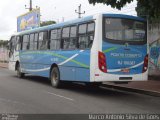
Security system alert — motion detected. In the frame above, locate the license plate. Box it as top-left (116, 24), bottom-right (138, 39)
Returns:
top-left (121, 68), bottom-right (130, 73)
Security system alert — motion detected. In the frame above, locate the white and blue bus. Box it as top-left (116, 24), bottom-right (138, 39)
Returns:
top-left (9, 13), bottom-right (148, 88)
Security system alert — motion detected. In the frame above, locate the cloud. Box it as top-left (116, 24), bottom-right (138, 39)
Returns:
top-left (0, 0), bottom-right (26, 40)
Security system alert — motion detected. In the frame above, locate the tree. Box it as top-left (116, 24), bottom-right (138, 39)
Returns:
top-left (88, 0), bottom-right (134, 10)
top-left (136, 0), bottom-right (160, 22)
top-left (0, 40), bottom-right (8, 48)
top-left (88, 0), bottom-right (160, 21)
top-left (40, 20), bottom-right (56, 27)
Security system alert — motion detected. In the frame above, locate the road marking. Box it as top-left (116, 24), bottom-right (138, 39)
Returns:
top-left (45, 91), bottom-right (74, 101)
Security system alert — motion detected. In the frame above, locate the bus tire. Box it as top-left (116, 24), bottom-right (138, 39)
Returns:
top-left (17, 64), bottom-right (24, 78)
top-left (50, 67), bottom-right (62, 88)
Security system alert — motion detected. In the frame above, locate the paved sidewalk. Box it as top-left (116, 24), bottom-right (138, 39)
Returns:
top-left (106, 80), bottom-right (160, 92)
top-left (104, 79), bottom-right (160, 97)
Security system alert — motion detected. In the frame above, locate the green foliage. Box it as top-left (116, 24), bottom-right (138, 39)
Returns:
top-left (0, 40), bottom-right (8, 48)
top-left (88, 0), bottom-right (134, 10)
top-left (40, 20), bottom-right (56, 27)
top-left (136, 0), bottom-right (160, 22)
top-left (88, 0), bottom-right (160, 21)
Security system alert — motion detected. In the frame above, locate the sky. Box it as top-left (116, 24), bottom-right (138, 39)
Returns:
top-left (0, 0), bottom-right (137, 40)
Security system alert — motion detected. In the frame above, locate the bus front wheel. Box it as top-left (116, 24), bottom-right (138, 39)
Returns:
top-left (17, 64), bottom-right (24, 78)
top-left (50, 67), bottom-right (62, 88)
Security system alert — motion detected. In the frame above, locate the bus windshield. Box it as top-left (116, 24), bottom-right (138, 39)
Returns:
top-left (104, 18), bottom-right (146, 43)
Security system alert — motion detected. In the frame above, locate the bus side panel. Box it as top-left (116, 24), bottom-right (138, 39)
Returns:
top-left (19, 49), bottom-right (91, 81)
top-left (21, 62), bottom-right (50, 77)
top-left (56, 50), bottom-right (79, 81)
top-left (20, 50), bottom-right (52, 78)
top-left (59, 66), bottom-right (76, 81)
top-left (56, 50), bottom-right (90, 82)
top-left (75, 50), bottom-right (90, 82)
top-left (76, 68), bottom-right (90, 82)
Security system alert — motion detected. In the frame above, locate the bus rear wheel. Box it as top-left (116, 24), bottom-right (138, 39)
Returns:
top-left (17, 64), bottom-right (24, 78)
top-left (50, 67), bottom-right (62, 88)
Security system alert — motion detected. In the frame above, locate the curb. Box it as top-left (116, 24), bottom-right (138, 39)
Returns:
top-left (101, 84), bottom-right (160, 97)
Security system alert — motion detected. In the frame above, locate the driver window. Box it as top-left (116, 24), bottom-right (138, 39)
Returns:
top-left (15, 36), bottom-right (21, 51)
top-left (10, 36), bottom-right (16, 51)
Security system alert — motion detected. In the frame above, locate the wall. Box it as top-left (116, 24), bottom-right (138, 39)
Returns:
top-left (0, 46), bottom-right (8, 62)
top-left (148, 23), bottom-right (160, 76)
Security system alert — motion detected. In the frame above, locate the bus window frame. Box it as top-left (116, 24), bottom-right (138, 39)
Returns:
top-left (34, 32), bottom-right (39, 50)
top-left (38, 30), bottom-right (49, 50)
top-left (9, 36), bottom-right (16, 57)
top-left (22, 34), bottom-right (30, 50)
top-left (50, 28), bottom-right (62, 50)
top-left (68, 25), bottom-right (78, 50)
top-left (10, 36), bottom-right (16, 49)
top-left (61, 25), bottom-right (79, 50)
top-left (62, 26), bottom-right (71, 50)
top-left (29, 33), bottom-right (35, 51)
top-left (15, 36), bottom-right (22, 51)
top-left (77, 21), bottom-right (95, 50)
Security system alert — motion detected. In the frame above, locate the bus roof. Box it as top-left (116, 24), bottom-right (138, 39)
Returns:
top-left (15, 13), bottom-right (146, 36)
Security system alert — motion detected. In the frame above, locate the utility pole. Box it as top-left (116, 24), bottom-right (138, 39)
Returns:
top-left (75, 4), bottom-right (85, 18)
top-left (25, 0), bottom-right (33, 11)
top-left (29, 0), bottom-right (32, 11)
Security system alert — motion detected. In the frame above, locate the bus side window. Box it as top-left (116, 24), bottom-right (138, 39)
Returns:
top-left (62, 27), bottom-right (70, 49)
top-left (87, 22), bottom-right (95, 48)
top-left (50, 29), bottom-right (61, 50)
top-left (29, 34), bottom-right (34, 50)
top-left (15, 36), bottom-right (21, 51)
top-left (11, 36), bottom-right (16, 50)
top-left (22, 35), bottom-right (29, 50)
top-left (69, 26), bottom-right (77, 49)
top-left (78, 24), bottom-right (87, 49)
top-left (34, 33), bottom-right (38, 50)
top-left (38, 31), bottom-right (48, 50)
top-left (9, 36), bottom-right (16, 57)
top-left (78, 22), bottom-right (95, 49)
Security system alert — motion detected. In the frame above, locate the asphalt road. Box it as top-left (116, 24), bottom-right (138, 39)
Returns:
top-left (0, 68), bottom-right (160, 114)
